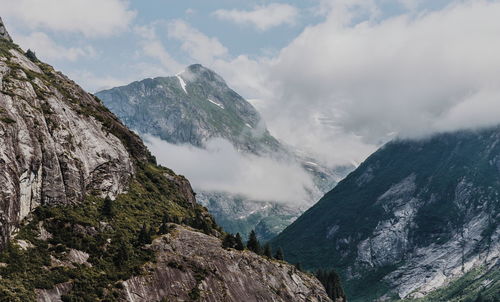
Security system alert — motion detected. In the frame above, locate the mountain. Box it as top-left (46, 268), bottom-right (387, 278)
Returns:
top-left (271, 128), bottom-right (500, 301)
top-left (0, 21), bottom-right (332, 301)
top-left (96, 64), bottom-right (281, 155)
top-left (96, 65), bottom-right (349, 241)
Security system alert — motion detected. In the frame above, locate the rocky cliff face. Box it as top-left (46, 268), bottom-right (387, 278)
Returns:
top-left (0, 21), bottom-right (332, 302)
top-left (0, 34), bottom-right (140, 249)
top-left (96, 65), bottom-right (351, 241)
top-left (122, 225), bottom-right (331, 302)
top-left (272, 129), bottom-right (500, 301)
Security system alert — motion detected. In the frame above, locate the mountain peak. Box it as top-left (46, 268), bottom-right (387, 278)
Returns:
top-left (181, 63), bottom-right (227, 85)
top-left (0, 17), bottom-right (13, 42)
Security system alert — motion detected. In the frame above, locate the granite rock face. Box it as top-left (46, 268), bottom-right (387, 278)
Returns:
top-left (123, 225), bottom-right (332, 302)
top-left (36, 282), bottom-right (72, 302)
top-left (0, 38), bottom-right (137, 247)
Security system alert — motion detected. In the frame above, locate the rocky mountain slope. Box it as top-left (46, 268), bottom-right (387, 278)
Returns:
top-left (0, 20), bottom-right (332, 301)
top-left (96, 64), bottom-right (281, 155)
top-left (271, 128), bottom-right (500, 301)
top-left (0, 30), bottom-right (138, 249)
top-left (122, 225), bottom-right (331, 302)
top-left (96, 65), bottom-right (349, 241)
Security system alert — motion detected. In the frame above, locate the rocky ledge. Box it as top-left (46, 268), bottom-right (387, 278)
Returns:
top-left (122, 225), bottom-right (332, 302)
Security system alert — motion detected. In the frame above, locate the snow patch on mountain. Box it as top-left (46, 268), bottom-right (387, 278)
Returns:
top-left (207, 98), bottom-right (224, 109)
top-left (176, 74), bottom-right (187, 94)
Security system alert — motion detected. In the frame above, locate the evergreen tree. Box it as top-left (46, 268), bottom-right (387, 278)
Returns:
top-left (234, 233), bottom-right (244, 251)
top-left (25, 49), bottom-right (38, 62)
top-left (148, 225), bottom-right (156, 239)
top-left (295, 262), bottom-right (302, 271)
top-left (102, 196), bottom-right (115, 217)
top-left (274, 247), bottom-right (284, 260)
top-left (113, 240), bottom-right (130, 267)
top-left (162, 213), bottom-right (171, 223)
top-left (158, 222), bottom-right (169, 235)
top-left (137, 223), bottom-right (152, 245)
top-left (315, 269), bottom-right (346, 301)
top-left (263, 243), bottom-right (272, 258)
top-left (246, 230), bottom-right (261, 254)
top-left (222, 233), bottom-right (236, 249)
top-left (474, 293), bottom-right (484, 302)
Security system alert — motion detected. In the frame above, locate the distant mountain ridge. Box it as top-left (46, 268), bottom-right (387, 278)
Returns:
top-left (271, 128), bottom-right (500, 301)
top-left (96, 65), bottom-right (351, 241)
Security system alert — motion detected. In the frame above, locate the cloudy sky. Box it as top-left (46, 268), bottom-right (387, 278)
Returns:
top-left (2, 0), bottom-right (500, 169)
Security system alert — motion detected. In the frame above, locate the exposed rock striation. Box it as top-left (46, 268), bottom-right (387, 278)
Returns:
top-left (272, 129), bottom-right (500, 301)
top-left (123, 225), bottom-right (332, 302)
top-left (36, 282), bottom-right (72, 302)
top-left (0, 38), bottom-right (139, 247)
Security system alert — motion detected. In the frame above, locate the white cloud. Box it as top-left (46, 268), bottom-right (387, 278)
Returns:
top-left (258, 0), bottom-right (500, 149)
top-left (168, 20), bottom-right (228, 64)
top-left (142, 40), bottom-right (183, 73)
top-left (199, 0), bottom-right (500, 167)
top-left (133, 24), bottom-right (183, 74)
top-left (434, 89), bottom-right (500, 133)
top-left (2, 0), bottom-right (136, 37)
top-left (212, 55), bottom-right (275, 100)
top-left (69, 70), bottom-right (130, 93)
top-left (213, 3), bottom-right (299, 31)
top-left (14, 32), bottom-right (96, 61)
top-left (314, 0), bottom-right (380, 22)
top-left (145, 136), bottom-right (316, 204)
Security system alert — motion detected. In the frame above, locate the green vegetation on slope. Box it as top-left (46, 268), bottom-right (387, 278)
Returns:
top-left (0, 162), bottom-right (220, 301)
top-left (0, 39), bottom-right (220, 301)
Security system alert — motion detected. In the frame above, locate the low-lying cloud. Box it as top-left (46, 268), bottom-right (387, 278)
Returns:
top-left (267, 1), bottom-right (500, 141)
top-left (144, 135), bottom-right (316, 204)
top-left (208, 1), bottom-right (500, 166)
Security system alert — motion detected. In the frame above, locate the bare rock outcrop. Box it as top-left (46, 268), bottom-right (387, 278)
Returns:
top-left (123, 225), bottom-right (332, 302)
top-left (0, 39), bottom-right (145, 248)
top-left (36, 282), bottom-right (72, 302)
